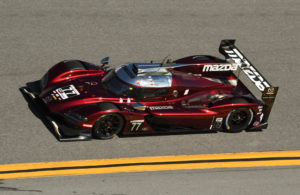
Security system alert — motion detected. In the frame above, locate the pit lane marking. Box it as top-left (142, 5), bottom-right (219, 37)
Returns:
top-left (1, 150), bottom-right (300, 179)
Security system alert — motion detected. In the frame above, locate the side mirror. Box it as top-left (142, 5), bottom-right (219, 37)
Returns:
top-left (100, 56), bottom-right (109, 66)
top-left (132, 102), bottom-right (147, 111)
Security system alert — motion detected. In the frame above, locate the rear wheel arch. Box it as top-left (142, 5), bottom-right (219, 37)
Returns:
top-left (230, 97), bottom-right (254, 104)
top-left (211, 96), bottom-right (253, 107)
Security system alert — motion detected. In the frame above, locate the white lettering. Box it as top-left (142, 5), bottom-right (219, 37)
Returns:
top-left (203, 64), bottom-right (237, 72)
top-left (184, 89), bottom-right (189, 95)
top-left (224, 49), bottom-right (271, 91)
top-left (149, 106), bottom-right (174, 110)
top-left (266, 87), bottom-right (275, 95)
top-left (257, 106), bottom-right (264, 122)
top-left (130, 120), bottom-right (144, 131)
top-left (56, 85), bottom-right (80, 100)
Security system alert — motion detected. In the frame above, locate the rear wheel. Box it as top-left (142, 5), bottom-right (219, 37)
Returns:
top-left (93, 113), bottom-right (124, 139)
top-left (224, 98), bottom-right (253, 132)
top-left (224, 107), bottom-right (253, 132)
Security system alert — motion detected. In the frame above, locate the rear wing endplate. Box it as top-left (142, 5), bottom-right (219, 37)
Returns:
top-left (219, 40), bottom-right (279, 123)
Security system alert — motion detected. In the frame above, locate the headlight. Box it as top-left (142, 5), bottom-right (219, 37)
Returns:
top-left (65, 112), bottom-right (88, 122)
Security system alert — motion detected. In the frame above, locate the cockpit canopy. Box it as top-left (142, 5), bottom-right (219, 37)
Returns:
top-left (115, 63), bottom-right (172, 88)
top-left (102, 63), bottom-right (172, 100)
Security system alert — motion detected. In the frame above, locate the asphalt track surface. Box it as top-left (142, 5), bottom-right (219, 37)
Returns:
top-left (0, 0), bottom-right (300, 194)
top-left (1, 167), bottom-right (300, 195)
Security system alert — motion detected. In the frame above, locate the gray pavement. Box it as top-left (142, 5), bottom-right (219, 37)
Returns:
top-left (1, 167), bottom-right (300, 195)
top-left (0, 0), bottom-right (300, 193)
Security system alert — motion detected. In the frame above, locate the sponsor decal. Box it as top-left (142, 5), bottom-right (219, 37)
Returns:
top-left (149, 106), bottom-right (174, 110)
top-left (203, 64), bottom-right (237, 72)
top-left (266, 87), bottom-right (275, 95)
top-left (216, 117), bottom-right (223, 123)
top-left (257, 105), bottom-right (264, 122)
top-left (129, 120), bottom-right (144, 131)
top-left (214, 117), bottom-right (223, 128)
top-left (55, 85), bottom-right (80, 100)
top-left (253, 121), bottom-right (260, 127)
top-left (224, 48), bottom-right (270, 92)
top-left (184, 89), bottom-right (189, 96)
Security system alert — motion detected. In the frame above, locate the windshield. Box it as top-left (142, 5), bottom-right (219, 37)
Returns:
top-left (102, 71), bottom-right (169, 100)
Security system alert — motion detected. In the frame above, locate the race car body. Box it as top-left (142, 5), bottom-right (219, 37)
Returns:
top-left (22, 40), bottom-right (278, 141)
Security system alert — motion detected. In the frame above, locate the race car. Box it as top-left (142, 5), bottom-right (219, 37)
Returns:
top-left (22, 40), bottom-right (278, 141)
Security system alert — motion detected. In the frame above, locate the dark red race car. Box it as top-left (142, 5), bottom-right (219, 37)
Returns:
top-left (22, 40), bottom-right (278, 141)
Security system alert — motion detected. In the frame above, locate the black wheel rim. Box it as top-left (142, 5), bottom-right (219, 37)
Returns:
top-left (94, 114), bottom-right (123, 138)
top-left (230, 110), bottom-right (249, 128)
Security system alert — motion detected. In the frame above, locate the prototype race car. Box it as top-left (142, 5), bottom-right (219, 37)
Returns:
top-left (22, 40), bottom-right (278, 141)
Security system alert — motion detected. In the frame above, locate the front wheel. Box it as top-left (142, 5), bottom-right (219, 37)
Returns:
top-left (224, 108), bottom-right (254, 133)
top-left (93, 113), bottom-right (124, 139)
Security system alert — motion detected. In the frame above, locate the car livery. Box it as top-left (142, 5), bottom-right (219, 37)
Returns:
top-left (22, 40), bottom-right (278, 141)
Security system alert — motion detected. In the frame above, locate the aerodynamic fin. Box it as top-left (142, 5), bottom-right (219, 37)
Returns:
top-left (261, 86), bottom-right (279, 123)
top-left (219, 39), bottom-right (279, 124)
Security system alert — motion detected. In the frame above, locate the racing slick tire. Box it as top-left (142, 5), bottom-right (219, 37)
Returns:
top-left (224, 98), bottom-right (254, 133)
top-left (92, 113), bottom-right (124, 140)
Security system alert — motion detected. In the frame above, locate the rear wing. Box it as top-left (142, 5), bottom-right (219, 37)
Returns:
top-left (219, 40), bottom-right (279, 123)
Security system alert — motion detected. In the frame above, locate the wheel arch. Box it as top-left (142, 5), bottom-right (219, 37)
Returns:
top-left (98, 102), bottom-right (120, 111)
top-left (42, 60), bottom-right (89, 89)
